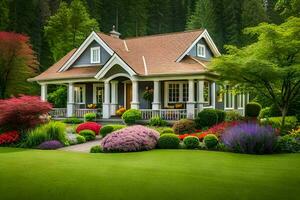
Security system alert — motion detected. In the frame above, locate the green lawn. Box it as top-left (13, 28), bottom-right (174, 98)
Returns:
top-left (1, 148), bottom-right (300, 200)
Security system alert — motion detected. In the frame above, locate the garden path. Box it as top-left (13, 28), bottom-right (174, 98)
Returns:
top-left (60, 136), bottom-right (102, 153)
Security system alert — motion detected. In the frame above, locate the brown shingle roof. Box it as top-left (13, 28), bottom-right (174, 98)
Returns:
top-left (30, 29), bottom-right (209, 81)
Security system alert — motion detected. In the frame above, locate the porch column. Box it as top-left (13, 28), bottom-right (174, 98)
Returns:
top-left (186, 79), bottom-right (196, 119)
top-left (197, 80), bottom-right (204, 112)
top-left (131, 80), bottom-right (140, 109)
top-left (110, 81), bottom-right (118, 115)
top-left (67, 82), bottom-right (75, 117)
top-left (152, 80), bottom-right (161, 110)
top-left (211, 82), bottom-right (216, 109)
top-left (40, 83), bottom-right (48, 101)
top-left (103, 81), bottom-right (111, 119)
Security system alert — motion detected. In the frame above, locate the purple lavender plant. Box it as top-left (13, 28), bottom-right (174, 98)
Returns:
top-left (221, 122), bottom-right (277, 154)
top-left (38, 140), bottom-right (64, 150)
top-left (101, 125), bottom-right (160, 152)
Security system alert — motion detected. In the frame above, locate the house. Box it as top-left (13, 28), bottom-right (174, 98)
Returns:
top-left (29, 27), bottom-right (248, 121)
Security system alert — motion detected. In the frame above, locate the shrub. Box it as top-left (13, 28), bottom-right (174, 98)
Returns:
top-left (121, 109), bottom-right (141, 125)
top-left (0, 96), bottom-right (52, 130)
top-left (203, 134), bottom-right (219, 149)
top-left (215, 109), bottom-right (226, 123)
top-left (172, 119), bottom-right (196, 134)
top-left (158, 134), bottom-right (180, 149)
top-left (62, 117), bottom-right (83, 124)
top-left (245, 102), bottom-right (262, 118)
top-left (161, 128), bottom-right (174, 134)
top-left (260, 116), bottom-right (298, 134)
top-left (84, 112), bottom-right (97, 122)
top-left (277, 128), bottom-right (300, 152)
top-left (225, 111), bottom-right (243, 122)
top-left (26, 127), bottom-right (49, 147)
top-left (0, 131), bottom-right (20, 145)
top-left (66, 134), bottom-right (78, 145)
top-left (116, 107), bottom-right (126, 116)
top-left (149, 116), bottom-right (167, 127)
top-left (100, 126), bottom-right (114, 137)
top-left (259, 107), bottom-right (272, 119)
top-left (196, 109), bottom-right (218, 129)
top-left (38, 140), bottom-right (63, 150)
top-left (79, 130), bottom-right (96, 141)
top-left (76, 122), bottom-right (101, 135)
top-left (76, 135), bottom-right (86, 144)
top-left (100, 124), bottom-right (126, 137)
top-left (183, 136), bottom-right (199, 149)
top-left (101, 125), bottom-right (159, 152)
top-left (222, 123), bottom-right (277, 154)
top-left (90, 145), bottom-right (102, 153)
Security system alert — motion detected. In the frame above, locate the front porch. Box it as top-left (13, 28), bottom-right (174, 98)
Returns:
top-left (42, 74), bottom-right (247, 121)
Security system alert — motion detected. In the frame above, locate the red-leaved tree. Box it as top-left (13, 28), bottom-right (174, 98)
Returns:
top-left (0, 32), bottom-right (39, 98)
top-left (0, 96), bottom-right (52, 130)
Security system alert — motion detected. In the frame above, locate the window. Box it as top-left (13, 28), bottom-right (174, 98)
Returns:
top-left (74, 85), bottom-right (86, 104)
top-left (93, 84), bottom-right (104, 105)
top-left (203, 81), bottom-right (210, 103)
top-left (90, 47), bottom-right (100, 63)
top-left (197, 43), bottom-right (206, 58)
top-left (237, 94), bottom-right (244, 108)
top-left (165, 81), bottom-right (189, 105)
top-left (225, 85), bottom-right (234, 109)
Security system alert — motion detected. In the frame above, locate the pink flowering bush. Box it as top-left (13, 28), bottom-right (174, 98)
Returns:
top-left (101, 125), bottom-right (160, 152)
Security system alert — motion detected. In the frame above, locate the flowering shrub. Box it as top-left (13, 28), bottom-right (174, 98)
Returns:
top-left (0, 96), bottom-right (52, 130)
top-left (116, 107), bottom-right (126, 116)
top-left (38, 140), bottom-right (64, 150)
top-left (172, 119), bottom-right (196, 134)
top-left (0, 131), bottom-right (20, 145)
top-left (202, 121), bottom-right (240, 138)
top-left (222, 123), bottom-right (277, 154)
top-left (277, 127), bottom-right (300, 152)
top-left (101, 125), bottom-right (159, 152)
top-left (76, 122), bottom-right (101, 135)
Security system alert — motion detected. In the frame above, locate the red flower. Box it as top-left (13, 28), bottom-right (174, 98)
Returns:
top-left (0, 131), bottom-right (20, 145)
top-left (202, 121), bottom-right (240, 138)
top-left (76, 122), bottom-right (102, 135)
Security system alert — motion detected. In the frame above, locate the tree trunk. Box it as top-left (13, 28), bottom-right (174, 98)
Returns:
top-left (281, 106), bottom-right (287, 130)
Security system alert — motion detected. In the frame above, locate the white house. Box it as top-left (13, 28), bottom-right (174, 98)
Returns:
top-left (29, 27), bottom-right (248, 121)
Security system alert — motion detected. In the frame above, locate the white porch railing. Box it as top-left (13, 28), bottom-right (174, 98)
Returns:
top-left (74, 109), bottom-right (99, 118)
top-left (49, 108), bottom-right (67, 118)
top-left (140, 109), bottom-right (187, 121)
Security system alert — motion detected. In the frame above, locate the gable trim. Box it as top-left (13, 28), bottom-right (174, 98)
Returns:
top-left (176, 29), bottom-right (221, 62)
top-left (58, 31), bottom-right (114, 72)
top-left (94, 53), bottom-right (137, 79)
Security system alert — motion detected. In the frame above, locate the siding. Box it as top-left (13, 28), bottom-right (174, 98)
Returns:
top-left (187, 38), bottom-right (213, 61)
top-left (72, 41), bottom-right (111, 67)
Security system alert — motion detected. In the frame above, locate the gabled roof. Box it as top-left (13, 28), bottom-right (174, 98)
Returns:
top-left (30, 29), bottom-right (220, 82)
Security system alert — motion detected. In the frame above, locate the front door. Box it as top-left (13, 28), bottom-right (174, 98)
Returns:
top-left (126, 83), bottom-right (132, 109)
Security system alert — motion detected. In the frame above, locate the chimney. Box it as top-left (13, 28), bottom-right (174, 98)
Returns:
top-left (110, 25), bottom-right (121, 38)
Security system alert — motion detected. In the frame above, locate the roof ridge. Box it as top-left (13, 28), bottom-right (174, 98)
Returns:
top-left (97, 29), bottom-right (204, 41)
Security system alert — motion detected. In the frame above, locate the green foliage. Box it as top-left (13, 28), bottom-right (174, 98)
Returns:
top-left (90, 145), bottom-right (102, 153)
top-left (215, 109), bottom-right (226, 123)
top-left (76, 135), bottom-right (86, 144)
top-left (245, 102), bottom-right (262, 118)
top-left (122, 109), bottom-right (141, 125)
top-left (47, 86), bottom-right (67, 108)
top-left (204, 134), bottom-right (218, 149)
top-left (62, 117), bottom-right (83, 124)
top-left (277, 129), bottom-right (300, 152)
top-left (172, 119), bottom-right (196, 134)
top-left (211, 17), bottom-right (300, 127)
top-left (149, 126), bottom-right (174, 135)
top-left (196, 109), bottom-right (218, 129)
top-left (259, 107), bottom-right (272, 119)
top-left (44, 0), bottom-right (99, 61)
top-left (100, 126), bottom-right (114, 137)
top-left (25, 121), bottom-right (66, 147)
top-left (158, 134), bottom-right (180, 149)
top-left (0, 0), bottom-right (9, 30)
top-left (261, 116), bottom-right (298, 133)
top-left (84, 112), bottom-right (97, 122)
top-left (225, 110), bottom-right (243, 121)
top-left (79, 130), bottom-right (95, 141)
top-left (276, 0), bottom-right (300, 18)
top-left (183, 136), bottom-right (200, 149)
top-left (149, 116), bottom-right (167, 127)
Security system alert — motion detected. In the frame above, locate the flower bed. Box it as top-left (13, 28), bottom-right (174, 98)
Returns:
top-left (0, 131), bottom-right (20, 145)
top-left (76, 122), bottom-right (101, 135)
top-left (202, 121), bottom-right (240, 138)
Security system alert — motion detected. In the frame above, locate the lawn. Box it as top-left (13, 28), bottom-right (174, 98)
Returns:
top-left (0, 148), bottom-right (300, 200)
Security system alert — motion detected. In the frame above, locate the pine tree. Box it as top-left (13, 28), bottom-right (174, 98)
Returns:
top-left (44, 0), bottom-right (99, 61)
top-left (264, 0), bottom-right (283, 24)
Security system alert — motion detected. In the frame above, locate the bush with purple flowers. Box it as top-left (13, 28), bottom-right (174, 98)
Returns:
top-left (101, 125), bottom-right (160, 152)
top-left (38, 140), bottom-right (64, 150)
top-left (221, 123), bottom-right (277, 154)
